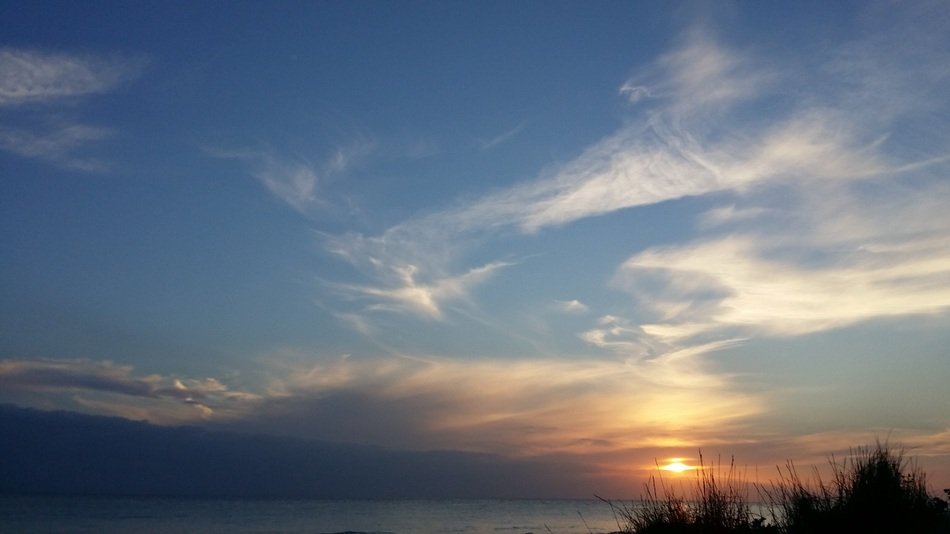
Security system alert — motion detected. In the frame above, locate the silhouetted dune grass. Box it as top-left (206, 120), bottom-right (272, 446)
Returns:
top-left (761, 443), bottom-right (949, 534)
top-left (601, 443), bottom-right (949, 534)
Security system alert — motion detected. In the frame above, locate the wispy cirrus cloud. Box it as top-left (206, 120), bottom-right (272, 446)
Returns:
top-left (0, 123), bottom-right (114, 171)
top-left (327, 19), bottom-right (948, 341)
top-left (478, 122), bottom-right (526, 151)
top-left (206, 147), bottom-right (322, 213)
top-left (0, 48), bottom-right (143, 106)
top-left (451, 92), bottom-right (888, 236)
top-left (322, 33), bottom-right (894, 332)
top-left (254, 157), bottom-right (321, 213)
top-left (0, 48), bottom-right (144, 171)
top-left (332, 261), bottom-right (511, 321)
top-left (208, 139), bottom-right (375, 214)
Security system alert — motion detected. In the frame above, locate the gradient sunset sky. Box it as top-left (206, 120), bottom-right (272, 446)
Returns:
top-left (2, 1), bottom-right (949, 496)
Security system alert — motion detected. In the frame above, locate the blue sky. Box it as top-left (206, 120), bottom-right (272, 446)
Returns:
top-left (2, 1), bottom-right (950, 496)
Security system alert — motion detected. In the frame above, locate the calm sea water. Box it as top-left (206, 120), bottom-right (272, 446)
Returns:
top-left (0, 496), bottom-right (628, 533)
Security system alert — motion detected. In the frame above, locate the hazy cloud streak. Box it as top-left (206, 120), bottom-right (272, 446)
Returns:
top-left (208, 139), bottom-right (375, 214)
top-left (331, 261), bottom-right (512, 320)
top-left (478, 122), bottom-right (525, 151)
top-left (0, 48), bottom-right (143, 170)
top-left (0, 48), bottom-right (143, 106)
top-left (0, 123), bottom-right (114, 171)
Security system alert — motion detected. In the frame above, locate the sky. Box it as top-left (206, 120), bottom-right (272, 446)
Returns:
top-left (2, 1), bottom-right (950, 497)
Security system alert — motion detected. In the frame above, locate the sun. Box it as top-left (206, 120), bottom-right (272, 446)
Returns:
top-left (660, 459), bottom-right (695, 473)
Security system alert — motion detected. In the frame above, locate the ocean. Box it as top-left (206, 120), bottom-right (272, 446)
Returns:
top-left (0, 496), bottom-right (627, 533)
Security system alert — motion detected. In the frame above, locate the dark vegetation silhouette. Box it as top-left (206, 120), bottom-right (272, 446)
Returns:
top-left (761, 443), bottom-right (949, 534)
top-left (603, 443), bottom-right (949, 534)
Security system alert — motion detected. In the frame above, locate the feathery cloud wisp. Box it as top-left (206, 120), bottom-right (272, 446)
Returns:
top-left (478, 122), bottom-right (526, 151)
top-left (254, 158), bottom-right (320, 213)
top-left (0, 48), bottom-right (143, 106)
top-left (208, 139), bottom-right (375, 214)
top-left (0, 123), bottom-right (114, 171)
top-left (323, 34), bottom-right (903, 325)
top-left (333, 261), bottom-right (512, 321)
top-left (0, 48), bottom-right (143, 171)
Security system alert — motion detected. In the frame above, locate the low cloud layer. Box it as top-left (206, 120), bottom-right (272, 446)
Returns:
top-left (0, 359), bottom-right (258, 422)
top-left (3, 353), bottom-right (947, 492)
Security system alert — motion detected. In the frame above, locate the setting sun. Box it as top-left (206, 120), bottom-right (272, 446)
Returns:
top-left (660, 460), bottom-right (695, 473)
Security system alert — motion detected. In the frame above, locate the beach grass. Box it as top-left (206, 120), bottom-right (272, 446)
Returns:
top-left (760, 442), bottom-right (948, 534)
top-left (601, 443), bottom-right (949, 534)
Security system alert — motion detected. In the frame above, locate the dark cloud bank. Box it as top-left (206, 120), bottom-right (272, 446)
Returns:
top-left (0, 405), bottom-right (589, 499)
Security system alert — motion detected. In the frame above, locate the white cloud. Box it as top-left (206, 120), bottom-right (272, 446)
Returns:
top-left (0, 48), bottom-right (143, 171)
top-left (478, 122), bottom-right (525, 151)
top-left (618, 82), bottom-right (651, 104)
top-left (0, 48), bottom-right (143, 106)
top-left (698, 205), bottom-right (768, 229)
top-left (209, 139), bottom-right (374, 214)
top-left (334, 261), bottom-right (511, 321)
top-left (253, 157), bottom-right (320, 213)
top-left (615, 181), bottom-right (950, 345)
top-left (580, 315), bottom-right (658, 356)
top-left (205, 147), bottom-right (321, 213)
top-left (332, 33), bottom-right (893, 251)
top-left (0, 123), bottom-right (114, 171)
top-left (555, 299), bottom-right (589, 314)
top-left (657, 28), bottom-right (769, 109)
top-left (470, 103), bottom-right (890, 235)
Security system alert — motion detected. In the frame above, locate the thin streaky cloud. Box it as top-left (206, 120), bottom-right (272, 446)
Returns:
top-left (0, 48), bottom-right (143, 171)
top-left (698, 205), bottom-right (768, 229)
top-left (208, 140), bottom-right (375, 214)
top-left (206, 146), bottom-right (320, 213)
top-left (0, 123), bottom-right (114, 171)
top-left (0, 48), bottom-right (144, 106)
top-left (332, 261), bottom-right (512, 321)
top-left (478, 122), bottom-right (526, 151)
top-left (254, 158), bottom-right (320, 214)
